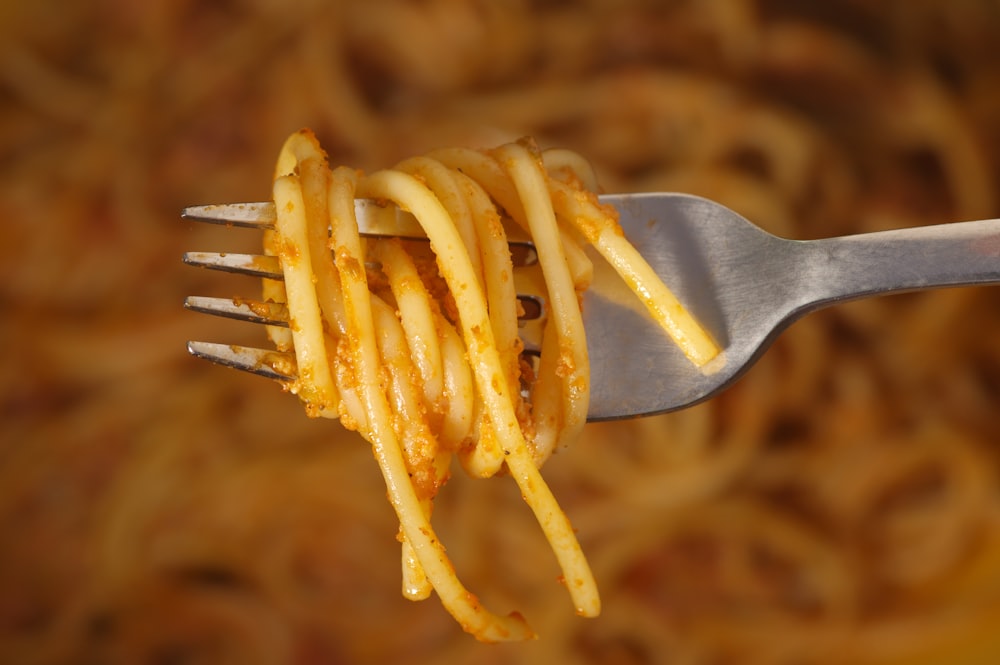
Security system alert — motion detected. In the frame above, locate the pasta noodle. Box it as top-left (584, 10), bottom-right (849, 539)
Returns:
top-left (264, 129), bottom-right (716, 639)
top-left (4, 1), bottom-right (1000, 663)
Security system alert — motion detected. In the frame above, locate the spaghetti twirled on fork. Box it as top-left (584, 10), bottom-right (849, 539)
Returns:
top-left (261, 129), bottom-right (716, 640)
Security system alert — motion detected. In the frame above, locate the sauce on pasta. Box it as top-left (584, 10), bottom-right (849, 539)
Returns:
top-left (263, 129), bottom-right (716, 639)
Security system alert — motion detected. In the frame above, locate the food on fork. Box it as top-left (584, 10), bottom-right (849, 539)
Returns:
top-left (252, 129), bottom-right (716, 640)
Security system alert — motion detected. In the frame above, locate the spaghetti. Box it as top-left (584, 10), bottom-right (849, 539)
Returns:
top-left (263, 129), bottom-right (716, 639)
top-left (4, 2), bottom-right (1000, 663)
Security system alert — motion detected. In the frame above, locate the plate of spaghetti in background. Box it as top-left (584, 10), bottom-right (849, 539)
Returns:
top-left (2, 1), bottom-right (1000, 664)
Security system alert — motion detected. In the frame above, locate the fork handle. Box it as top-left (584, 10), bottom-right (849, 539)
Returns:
top-left (800, 218), bottom-right (1000, 307)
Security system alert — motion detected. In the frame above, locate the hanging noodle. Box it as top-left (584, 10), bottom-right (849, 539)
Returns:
top-left (263, 129), bottom-right (716, 639)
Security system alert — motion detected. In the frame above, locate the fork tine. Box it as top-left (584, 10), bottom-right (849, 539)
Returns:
top-left (182, 200), bottom-right (537, 259)
top-left (186, 340), bottom-right (296, 381)
top-left (185, 291), bottom-right (542, 325)
top-left (183, 248), bottom-right (544, 311)
top-left (182, 252), bottom-right (283, 279)
top-left (182, 200), bottom-right (427, 240)
top-left (182, 202), bottom-right (275, 228)
top-left (184, 296), bottom-right (289, 327)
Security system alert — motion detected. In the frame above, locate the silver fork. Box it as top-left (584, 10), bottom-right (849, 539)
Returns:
top-left (183, 193), bottom-right (1000, 420)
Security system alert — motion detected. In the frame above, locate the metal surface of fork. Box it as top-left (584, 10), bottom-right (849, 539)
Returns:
top-left (184, 193), bottom-right (1000, 420)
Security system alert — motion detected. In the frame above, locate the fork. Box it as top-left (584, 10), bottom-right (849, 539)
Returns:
top-left (183, 193), bottom-right (1000, 420)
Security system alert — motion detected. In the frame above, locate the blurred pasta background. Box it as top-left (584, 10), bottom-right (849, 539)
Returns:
top-left (3, 1), bottom-right (1000, 663)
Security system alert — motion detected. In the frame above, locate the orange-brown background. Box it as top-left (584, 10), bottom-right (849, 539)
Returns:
top-left (2, 1), bottom-right (1000, 663)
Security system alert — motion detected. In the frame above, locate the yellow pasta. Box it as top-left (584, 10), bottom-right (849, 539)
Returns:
top-left (266, 129), bottom-right (715, 639)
